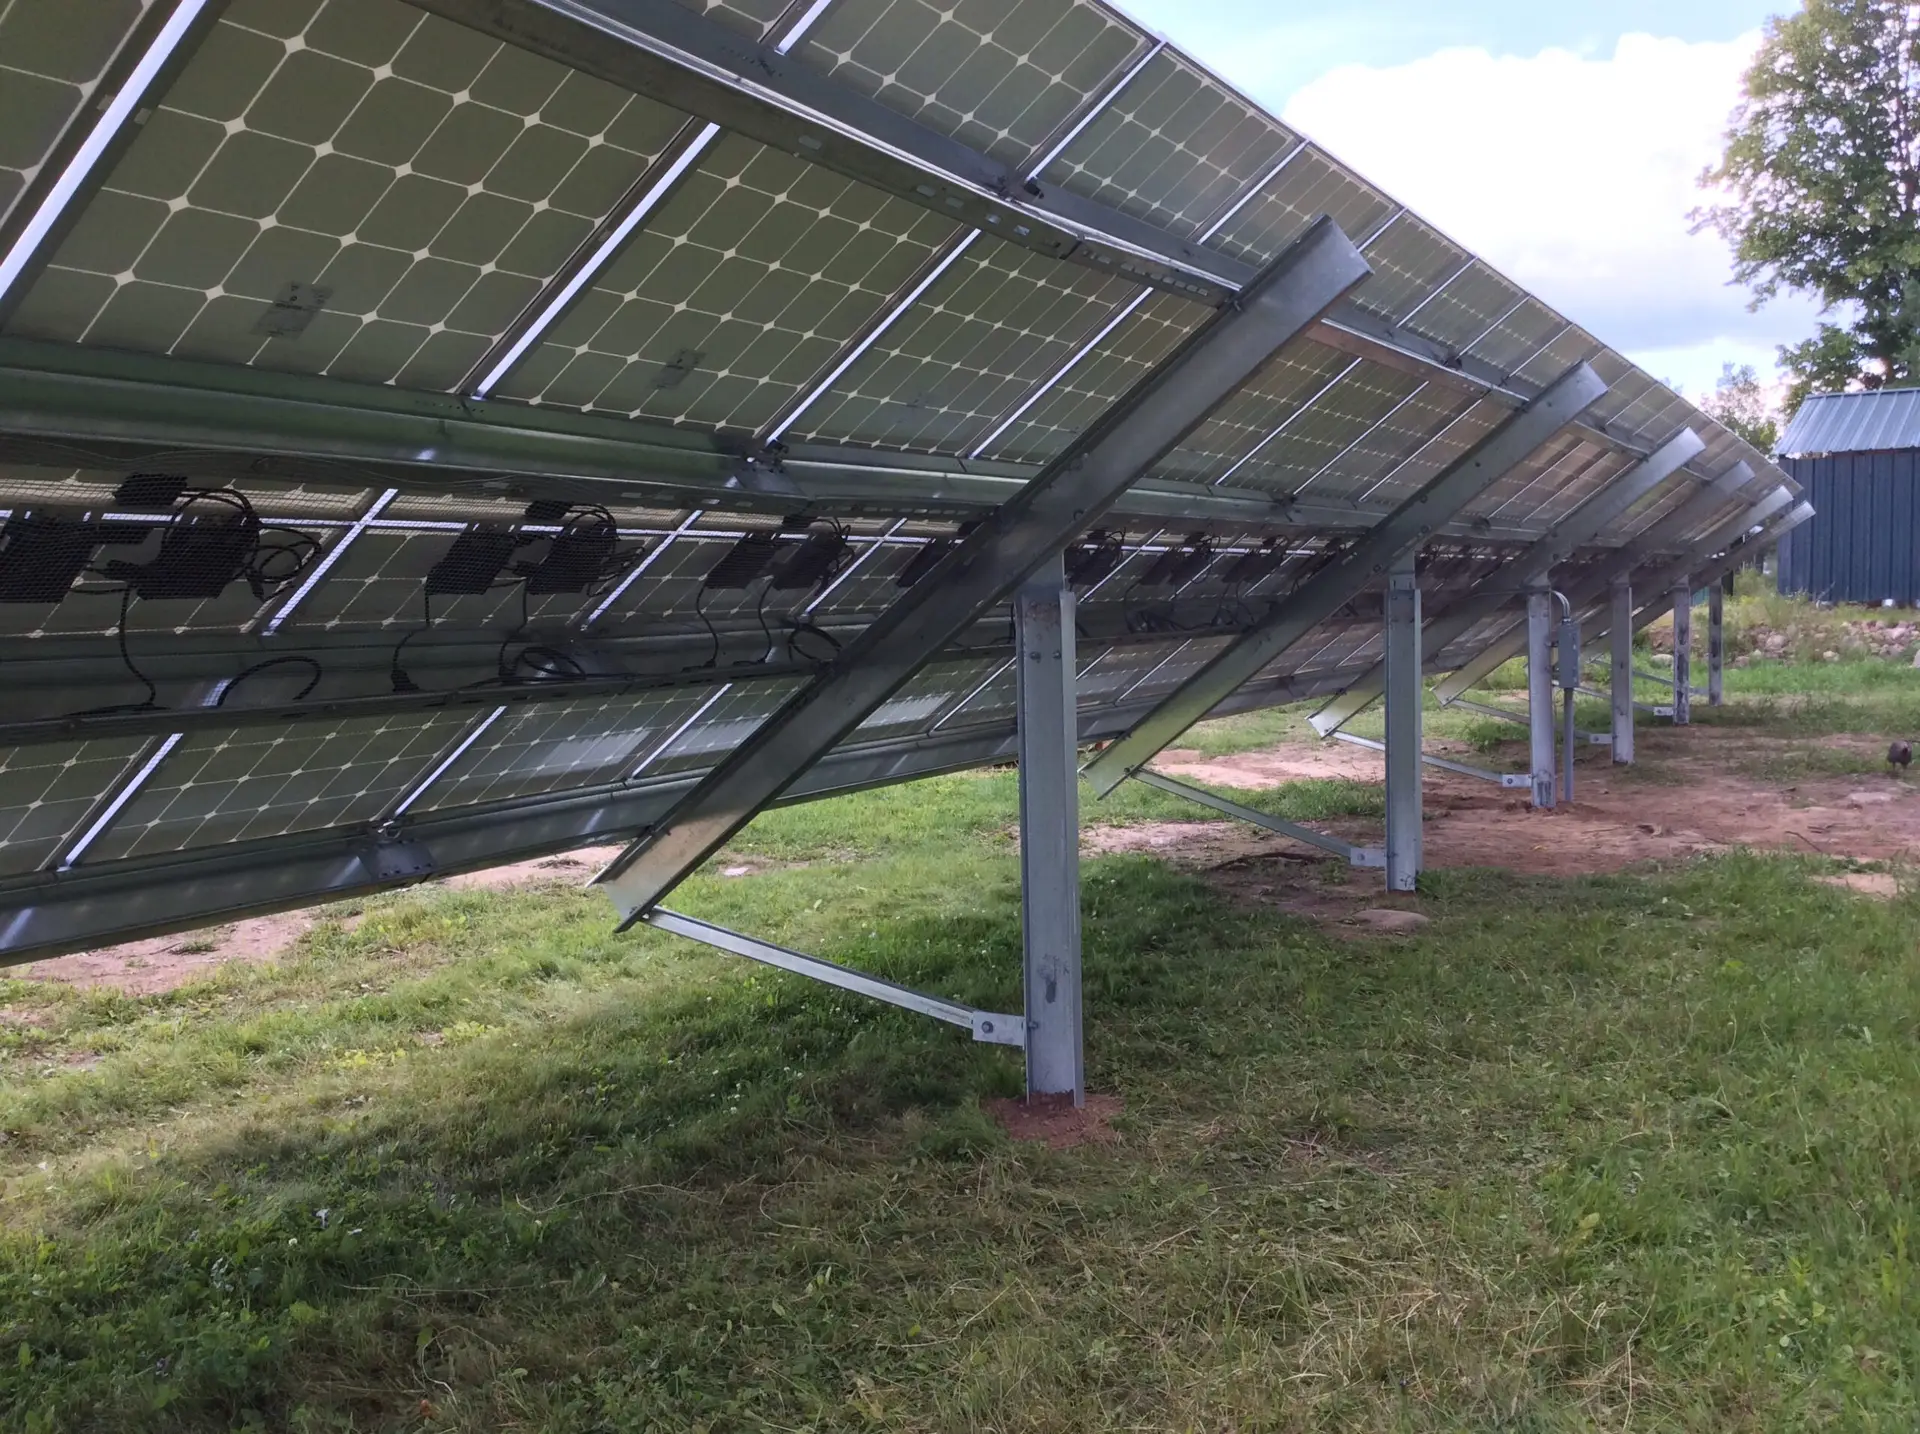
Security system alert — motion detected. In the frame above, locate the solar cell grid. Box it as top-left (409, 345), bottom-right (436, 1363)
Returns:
top-left (5, 0), bottom-right (691, 389)
top-left (1150, 340), bottom-right (1353, 486)
top-left (784, 234), bottom-right (1141, 454)
top-left (1222, 363), bottom-right (1430, 500)
top-left (1040, 49), bottom-right (1296, 237)
top-left (975, 287), bottom-right (1205, 464)
top-left (496, 132), bottom-right (959, 434)
top-left (0, 734), bottom-right (150, 875)
top-left (797, 0), bottom-right (1146, 169)
top-left (1401, 262), bottom-right (1525, 355)
top-left (1209, 146), bottom-right (1397, 272)
top-left (0, 0), bottom-right (160, 235)
top-left (1351, 215), bottom-right (1472, 328)
top-left (73, 709), bottom-right (469, 863)
top-left (411, 686), bottom-right (723, 811)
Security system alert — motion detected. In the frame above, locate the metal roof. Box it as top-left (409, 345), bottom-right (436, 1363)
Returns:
top-left (0, 0), bottom-right (1802, 962)
top-left (1780, 388), bottom-right (1920, 457)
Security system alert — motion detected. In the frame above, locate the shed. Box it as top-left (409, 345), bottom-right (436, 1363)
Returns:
top-left (1776, 389), bottom-right (1920, 605)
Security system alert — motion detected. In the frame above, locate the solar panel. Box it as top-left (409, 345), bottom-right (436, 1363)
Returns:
top-left (0, 0), bottom-right (161, 235)
top-left (0, 0), bottom-right (1805, 964)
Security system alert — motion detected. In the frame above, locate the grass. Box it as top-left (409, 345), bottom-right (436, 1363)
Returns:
top-left (5, 617), bottom-right (1920, 1430)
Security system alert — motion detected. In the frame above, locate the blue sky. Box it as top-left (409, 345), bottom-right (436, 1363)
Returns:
top-left (1120, 0), bottom-right (1784, 104)
top-left (1115, 1), bottom-right (1816, 399)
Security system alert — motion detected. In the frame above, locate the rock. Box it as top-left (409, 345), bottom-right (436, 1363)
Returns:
top-left (1823, 650), bottom-right (1841, 662)
top-left (1653, 653), bottom-right (1674, 667)
top-left (1847, 791), bottom-right (1895, 808)
top-left (1911, 648), bottom-right (1920, 668)
top-left (1764, 633), bottom-right (1789, 652)
top-left (1349, 908), bottom-right (1430, 934)
top-left (1735, 655), bottom-right (1751, 668)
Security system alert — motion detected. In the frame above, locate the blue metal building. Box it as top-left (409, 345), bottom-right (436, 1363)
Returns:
top-left (1777, 389), bottom-right (1920, 604)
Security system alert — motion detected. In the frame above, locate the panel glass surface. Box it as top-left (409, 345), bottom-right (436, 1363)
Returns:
top-left (797, 0), bottom-right (1145, 168)
top-left (635, 676), bottom-right (805, 778)
top-left (0, 735), bottom-right (147, 876)
top-left (1216, 363), bottom-right (1429, 500)
top-left (787, 235), bottom-right (1142, 454)
top-left (7, 0), bottom-right (688, 390)
top-left (414, 686), bottom-right (723, 811)
top-left (498, 133), bottom-right (959, 434)
top-left (77, 710), bottom-right (469, 863)
top-left (976, 289), bottom-right (1205, 464)
top-left (1148, 339), bottom-right (1353, 487)
top-left (1209, 146), bottom-right (1396, 270)
top-left (1291, 383), bottom-right (1475, 506)
top-left (1351, 215), bottom-right (1470, 327)
top-left (1041, 50), bottom-right (1295, 237)
top-left (1402, 262), bottom-right (1524, 354)
top-left (0, 0), bottom-right (157, 233)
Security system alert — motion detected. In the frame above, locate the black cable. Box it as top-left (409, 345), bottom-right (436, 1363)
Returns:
top-left (215, 655), bottom-right (322, 707)
top-left (390, 588), bottom-right (433, 693)
top-left (694, 584), bottom-right (721, 669)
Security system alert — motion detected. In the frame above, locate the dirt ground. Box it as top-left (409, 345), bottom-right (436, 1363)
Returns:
top-left (14, 724), bottom-right (1915, 995)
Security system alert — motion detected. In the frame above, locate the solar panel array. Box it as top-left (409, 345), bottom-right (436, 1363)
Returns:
top-left (0, 0), bottom-right (1797, 959)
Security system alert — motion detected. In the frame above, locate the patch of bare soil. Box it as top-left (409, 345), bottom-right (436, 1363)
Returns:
top-left (15, 912), bottom-right (324, 996)
top-left (985, 1092), bottom-right (1123, 1150)
top-left (1817, 872), bottom-right (1901, 899)
top-left (1157, 743), bottom-right (1384, 787)
top-left (1160, 726), bottom-right (1920, 878)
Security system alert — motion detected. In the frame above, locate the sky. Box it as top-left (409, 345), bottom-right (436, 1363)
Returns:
top-left (1115, 0), bottom-right (1826, 400)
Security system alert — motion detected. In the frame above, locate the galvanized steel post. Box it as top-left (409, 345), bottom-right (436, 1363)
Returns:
top-left (1527, 583), bottom-right (1557, 808)
top-left (1610, 576), bottom-right (1635, 763)
top-left (1671, 580), bottom-right (1693, 726)
top-left (1015, 553), bottom-right (1084, 1104)
top-left (1707, 583), bottom-right (1724, 706)
top-left (1383, 550), bottom-right (1423, 890)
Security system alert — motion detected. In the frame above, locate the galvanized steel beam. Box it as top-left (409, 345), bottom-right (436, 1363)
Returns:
top-left (1306, 427), bottom-right (1705, 735)
top-left (1080, 361), bottom-right (1608, 796)
top-left (592, 218), bottom-right (1371, 921)
top-left (1383, 549), bottom-right (1423, 889)
top-left (1014, 555), bottom-right (1084, 1101)
top-left (0, 659), bottom-right (1386, 964)
top-left (1430, 461), bottom-right (1763, 705)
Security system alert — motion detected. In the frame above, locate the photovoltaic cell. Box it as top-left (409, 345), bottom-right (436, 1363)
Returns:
top-left (6, 0), bottom-right (688, 389)
top-left (0, 735), bottom-right (148, 875)
top-left (786, 235), bottom-right (1142, 454)
top-left (412, 686), bottom-right (724, 811)
top-left (1295, 385), bottom-right (1477, 502)
top-left (1463, 297), bottom-right (1566, 377)
top-left (1218, 363), bottom-right (1429, 500)
top-left (1352, 215), bottom-right (1470, 327)
top-left (1040, 50), bottom-right (1296, 237)
top-left (797, 0), bottom-right (1145, 168)
top-left (639, 676), bottom-right (805, 777)
top-left (1149, 340), bottom-right (1354, 486)
top-left (496, 133), bottom-right (959, 434)
top-left (0, 0), bottom-right (157, 234)
top-left (1209, 146), bottom-right (1396, 271)
top-left (976, 289), bottom-right (1206, 464)
top-left (75, 710), bottom-right (470, 863)
top-left (1402, 262), bottom-right (1524, 355)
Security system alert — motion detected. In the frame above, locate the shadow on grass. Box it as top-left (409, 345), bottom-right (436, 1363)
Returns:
top-left (5, 853), bottom-right (1920, 1431)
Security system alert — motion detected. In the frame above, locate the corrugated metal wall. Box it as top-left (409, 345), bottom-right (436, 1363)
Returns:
top-left (1778, 451), bottom-right (1920, 604)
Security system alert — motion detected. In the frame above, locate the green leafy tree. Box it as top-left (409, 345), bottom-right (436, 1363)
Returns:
top-left (1701, 362), bottom-right (1782, 452)
top-left (1695, 0), bottom-right (1920, 409)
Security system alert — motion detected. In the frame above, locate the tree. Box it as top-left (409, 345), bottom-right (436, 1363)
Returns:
top-left (1700, 362), bottom-right (1782, 453)
top-left (1695, 0), bottom-right (1920, 408)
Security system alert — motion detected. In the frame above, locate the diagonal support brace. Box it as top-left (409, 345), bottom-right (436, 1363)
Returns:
top-left (1081, 360), bottom-right (1609, 797)
top-left (595, 216), bottom-right (1371, 922)
top-left (1307, 427), bottom-right (1705, 736)
top-left (1130, 768), bottom-right (1385, 867)
top-left (641, 908), bottom-right (1025, 1046)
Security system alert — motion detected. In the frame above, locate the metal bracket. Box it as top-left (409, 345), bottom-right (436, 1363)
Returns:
top-left (641, 908), bottom-right (1026, 1047)
top-left (1130, 768), bottom-right (1384, 867)
top-left (1333, 731), bottom-right (1531, 789)
top-left (355, 839), bottom-right (436, 883)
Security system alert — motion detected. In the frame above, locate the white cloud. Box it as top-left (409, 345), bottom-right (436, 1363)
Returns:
top-left (1279, 34), bottom-right (1827, 397)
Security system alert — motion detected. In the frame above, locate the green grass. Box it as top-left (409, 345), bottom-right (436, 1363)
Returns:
top-left (5, 714), bottom-right (1920, 1431)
